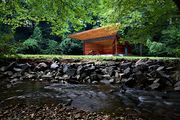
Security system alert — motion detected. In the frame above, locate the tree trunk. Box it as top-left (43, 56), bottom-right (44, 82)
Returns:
top-left (173, 0), bottom-right (180, 11)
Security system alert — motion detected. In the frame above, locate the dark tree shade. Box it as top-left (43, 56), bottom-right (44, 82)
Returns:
top-left (173, 0), bottom-right (180, 11)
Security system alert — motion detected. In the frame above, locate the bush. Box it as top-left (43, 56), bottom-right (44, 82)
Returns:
top-left (146, 23), bottom-right (180, 57)
top-left (59, 38), bottom-right (83, 55)
top-left (172, 48), bottom-right (180, 57)
top-left (31, 27), bottom-right (42, 41)
top-left (17, 38), bottom-right (40, 54)
top-left (0, 34), bottom-right (16, 55)
top-left (17, 26), bottom-right (63, 55)
top-left (0, 23), bottom-right (16, 55)
top-left (41, 40), bottom-right (61, 54)
top-left (146, 39), bottom-right (166, 56)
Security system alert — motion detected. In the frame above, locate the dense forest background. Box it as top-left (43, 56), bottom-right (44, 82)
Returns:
top-left (0, 0), bottom-right (180, 57)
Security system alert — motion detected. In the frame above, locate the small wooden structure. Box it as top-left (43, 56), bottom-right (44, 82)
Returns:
top-left (68, 26), bottom-right (131, 55)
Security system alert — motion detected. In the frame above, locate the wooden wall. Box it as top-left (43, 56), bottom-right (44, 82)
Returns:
top-left (84, 38), bottom-right (128, 55)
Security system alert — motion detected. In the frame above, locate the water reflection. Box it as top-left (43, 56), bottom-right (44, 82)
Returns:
top-left (0, 81), bottom-right (180, 119)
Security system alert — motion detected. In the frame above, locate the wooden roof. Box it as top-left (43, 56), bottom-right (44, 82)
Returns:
top-left (68, 25), bottom-right (119, 40)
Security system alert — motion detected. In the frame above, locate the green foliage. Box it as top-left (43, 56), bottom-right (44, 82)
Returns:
top-left (0, 0), bottom-right (178, 38)
top-left (31, 26), bottom-right (42, 40)
top-left (17, 26), bottom-right (82, 55)
top-left (1, 0), bottom-right (179, 57)
top-left (161, 23), bottom-right (180, 57)
top-left (146, 39), bottom-right (166, 56)
top-left (161, 24), bottom-right (180, 48)
top-left (0, 23), bottom-right (16, 55)
top-left (173, 48), bottom-right (180, 57)
top-left (131, 44), bottom-right (149, 56)
top-left (17, 38), bottom-right (40, 54)
top-left (59, 38), bottom-right (83, 55)
top-left (0, 34), bottom-right (16, 55)
top-left (100, 0), bottom-right (179, 57)
top-left (146, 23), bottom-right (180, 57)
top-left (41, 40), bottom-right (61, 54)
top-left (17, 26), bottom-right (42, 54)
top-left (17, 26), bottom-right (62, 54)
top-left (0, 0), bottom-right (102, 35)
top-left (100, 0), bottom-right (177, 44)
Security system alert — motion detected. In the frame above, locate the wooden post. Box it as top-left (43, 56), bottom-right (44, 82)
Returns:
top-left (83, 41), bottom-right (85, 55)
top-left (113, 37), bottom-right (117, 55)
top-left (115, 37), bottom-right (118, 55)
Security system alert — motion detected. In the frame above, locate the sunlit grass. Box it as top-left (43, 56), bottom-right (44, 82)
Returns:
top-left (1, 54), bottom-right (179, 61)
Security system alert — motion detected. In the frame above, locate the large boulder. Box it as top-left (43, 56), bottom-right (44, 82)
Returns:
top-left (122, 77), bottom-right (136, 87)
top-left (2, 62), bottom-right (16, 71)
top-left (120, 62), bottom-right (132, 69)
top-left (174, 81), bottom-right (180, 91)
top-left (13, 63), bottom-right (31, 73)
top-left (90, 73), bottom-right (99, 81)
top-left (77, 65), bottom-right (84, 75)
top-left (149, 83), bottom-right (160, 90)
top-left (174, 86), bottom-right (180, 91)
top-left (0, 66), bottom-right (6, 72)
top-left (100, 79), bottom-right (114, 85)
top-left (42, 72), bottom-right (53, 79)
top-left (123, 67), bottom-right (131, 75)
top-left (174, 81), bottom-right (180, 87)
top-left (3, 71), bottom-right (13, 76)
top-left (63, 64), bottom-right (69, 73)
top-left (106, 66), bottom-right (115, 76)
top-left (66, 68), bottom-right (76, 76)
top-left (50, 62), bottom-right (59, 70)
top-left (135, 59), bottom-right (148, 71)
top-left (35, 62), bottom-right (48, 71)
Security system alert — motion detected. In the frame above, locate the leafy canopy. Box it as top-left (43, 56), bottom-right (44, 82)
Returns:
top-left (0, 0), bottom-right (101, 35)
top-left (1, 0), bottom-right (178, 38)
top-left (1, 0), bottom-right (180, 57)
top-left (100, 0), bottom-right (178, 43)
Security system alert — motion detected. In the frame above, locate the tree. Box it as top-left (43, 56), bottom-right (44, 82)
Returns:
top-left (16, 26), bottom-right (41, 54)
top-left (31, 26), bottom-right (42, 40)
top-left (0, 0), bottom-right (102, 35)
top-left (100, 0), bottom-right (178, 44)
top-left (0, 23), bottom-right (15, 55)
top-left (97, 0), bottom-right (179, 56)
top-left (41, 40), bottom-right (61, 54)
top-left (17, 38), bottom-right (40, 54)
top-left (1, 0), bottom-right (179, 56)
top-left (17, 26), bottom-right (63, 54)
top-left (1, 0), bottom-right (179, 38)
top-left (59, 38), bottom-right (83, 55)
top-left (146, 22), bottom-right (180, 57)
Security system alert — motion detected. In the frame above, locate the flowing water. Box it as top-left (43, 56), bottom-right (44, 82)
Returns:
top-left (0, 80), bottom-right (180, 120)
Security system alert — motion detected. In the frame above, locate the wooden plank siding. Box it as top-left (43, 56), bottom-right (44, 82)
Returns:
top-left (84, 38), bottom-right (126, 55)
top-left (68, 25), bottom-right (132, 55)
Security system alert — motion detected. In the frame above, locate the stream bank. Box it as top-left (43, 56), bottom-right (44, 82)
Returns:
top-left (0, 58), bottom-right (180, 120)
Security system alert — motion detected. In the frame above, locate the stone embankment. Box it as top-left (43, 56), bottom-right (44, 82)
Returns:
top-left (0, 58), bottom-right (179, 91)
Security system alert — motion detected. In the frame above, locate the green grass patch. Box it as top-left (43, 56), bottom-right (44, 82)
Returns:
top-left (1, 54), bottom-right (179, 61)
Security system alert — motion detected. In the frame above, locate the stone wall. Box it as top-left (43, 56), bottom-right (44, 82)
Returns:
top-left (0, 58), bottom-right (179, 91)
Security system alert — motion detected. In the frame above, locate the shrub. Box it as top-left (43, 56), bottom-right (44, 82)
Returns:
top-left (59, 38), bottom-right (83, 55)
top-left (0, 24), bottom-right (16, 55)
top-left (41, 40), bottom-right (61, 54)
top-left (146, 23), bottom-right (180, 57)
top-left (17, 38), bottom-right (40, 54)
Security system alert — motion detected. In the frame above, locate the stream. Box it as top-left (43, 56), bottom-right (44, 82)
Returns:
top-left (0, 80), bottom-right (180, 120)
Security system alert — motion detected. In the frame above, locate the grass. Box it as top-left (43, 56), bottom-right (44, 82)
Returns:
top-left (1, 54), bottom-right (179, 61)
